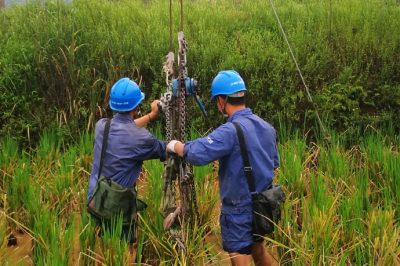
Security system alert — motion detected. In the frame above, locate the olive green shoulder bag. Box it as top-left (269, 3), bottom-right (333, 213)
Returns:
top-left (88, 119), bottom-right (147, 225)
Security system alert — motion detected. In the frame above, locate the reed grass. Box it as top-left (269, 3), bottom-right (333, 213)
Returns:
top-left (0, 126), bottom-right (398, 264)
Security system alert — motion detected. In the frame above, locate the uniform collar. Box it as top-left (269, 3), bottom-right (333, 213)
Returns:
top-left (113, 113), bottom-right (134, 123)
top-left (227, 108), bottom-right (252, 122)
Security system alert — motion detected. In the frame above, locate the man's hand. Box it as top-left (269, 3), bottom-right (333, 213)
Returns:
top-left (150, 100), bottom-right (161, 119)
top-left (167, 140), bottom-right (178, 153)
top-left (167, 140), bottom-right (184, 157)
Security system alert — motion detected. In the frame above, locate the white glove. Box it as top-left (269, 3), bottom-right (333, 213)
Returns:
top-left (167, 140), bottom-right (178, 153)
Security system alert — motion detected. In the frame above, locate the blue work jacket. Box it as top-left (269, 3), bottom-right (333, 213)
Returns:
top-left (183, 108), bottom-right (279, 214)
top-left (87, 113), bottom-right (166, 202)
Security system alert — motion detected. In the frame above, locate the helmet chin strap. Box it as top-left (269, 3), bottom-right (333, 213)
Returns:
top-left (218, 96), bottom-right (229, 118)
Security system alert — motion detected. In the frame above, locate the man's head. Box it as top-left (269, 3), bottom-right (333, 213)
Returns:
top-left (109, 78), bottom-right (145, 114)
top-left (211, 70), bottom-right (247, 116)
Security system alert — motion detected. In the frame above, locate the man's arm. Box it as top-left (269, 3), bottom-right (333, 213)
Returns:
top-left (167, 123), bottom-right (235, 165)
top-left (134, 100), bottom-right (160, 128)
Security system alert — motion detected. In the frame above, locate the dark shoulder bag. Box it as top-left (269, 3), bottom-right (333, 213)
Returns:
top-left (87, 119), bottom-right (144, 226)
top-left (233, 122), bottom-right (286, 237)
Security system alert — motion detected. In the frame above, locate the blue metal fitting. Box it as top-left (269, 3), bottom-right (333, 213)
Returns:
top-left (172, 78), bottom-right (197, 96)
top-left (171, 77), bottom-right (207, 116)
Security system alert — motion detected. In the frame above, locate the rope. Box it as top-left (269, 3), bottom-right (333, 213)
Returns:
top-left (169, 0), bottom-right (172, 50)
top-left (180, 0), bottom-right (183, 31)
top-left (268, 0), bottom-right (328, 137)
top-left (329, 0), bottom-right (332, 39)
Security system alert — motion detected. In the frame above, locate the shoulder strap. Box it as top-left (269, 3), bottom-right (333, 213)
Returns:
top-left (232, 122), bottom-right (256, 193)
top-left (97, 119), bottom-right (111, 184)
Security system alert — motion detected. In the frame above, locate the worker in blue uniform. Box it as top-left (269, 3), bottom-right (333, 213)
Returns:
top-left (87, 77), bottom-right (166, 251)
top-left (167, 70), bottom-right (279, 266)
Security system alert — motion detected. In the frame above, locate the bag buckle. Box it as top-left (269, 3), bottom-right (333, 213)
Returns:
top-left (244, 166), bottom-right (252, 172)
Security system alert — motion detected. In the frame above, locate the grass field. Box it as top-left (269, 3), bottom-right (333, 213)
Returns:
top-left (0, 126), bottom-right (398, 265)
top-left (1, 0), bottom-right (399, 264)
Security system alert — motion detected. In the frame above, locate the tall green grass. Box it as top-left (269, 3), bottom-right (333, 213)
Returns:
top-left (1, 0), bottom-right (399, 144)
top-left (1, 126), bottom-right (399, 264)
top-left (274, 131), bottom-right (399, 265)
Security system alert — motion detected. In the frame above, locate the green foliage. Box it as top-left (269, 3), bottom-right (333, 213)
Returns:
top-left (0, 0), bottom-right (400, 144)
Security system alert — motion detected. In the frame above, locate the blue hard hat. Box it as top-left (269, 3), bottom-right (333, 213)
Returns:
top-left (211, 70), bottom-right (247, 100)
top-left (109, 78), bottom-right (145, 112)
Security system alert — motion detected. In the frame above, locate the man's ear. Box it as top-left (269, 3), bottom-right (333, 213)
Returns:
top-left (130, 107), bottom-right (140, 118)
